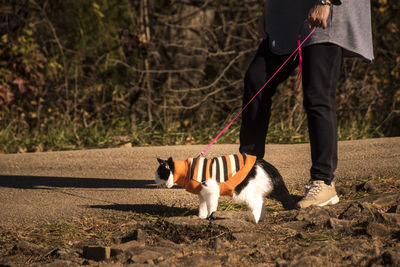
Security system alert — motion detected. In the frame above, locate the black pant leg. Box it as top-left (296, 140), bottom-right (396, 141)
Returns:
top-left (239, 40), bottom-right (298, 158)
top-left (302, 43), bottom-right (342, 184)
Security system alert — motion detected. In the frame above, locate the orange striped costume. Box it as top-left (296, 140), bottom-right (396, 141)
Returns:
top-left (173, 154), bottom-right (257, 196)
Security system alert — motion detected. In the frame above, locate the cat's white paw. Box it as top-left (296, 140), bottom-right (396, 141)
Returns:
top-left (198, 195), bottom-right (208, 219)
top-left (200, 179), bottom-right (220, 218)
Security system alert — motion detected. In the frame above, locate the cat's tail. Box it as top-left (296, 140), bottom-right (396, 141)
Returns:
top-left (259, 160), bottom-right (296, 210)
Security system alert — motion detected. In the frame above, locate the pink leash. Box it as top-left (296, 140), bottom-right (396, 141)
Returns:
top-left (200, 27), bottom-right (316, 156)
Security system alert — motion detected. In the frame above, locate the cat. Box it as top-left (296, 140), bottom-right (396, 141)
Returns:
top-left (155, 153), bottom-right (295, 223)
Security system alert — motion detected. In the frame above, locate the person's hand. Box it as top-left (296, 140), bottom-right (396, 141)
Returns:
top-left (306, 3), bottom-right (331, 29)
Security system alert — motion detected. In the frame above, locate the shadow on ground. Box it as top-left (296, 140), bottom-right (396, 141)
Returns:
top-left (87, 203), bottom-right (197, 217)
top-left (0, 175), bottom-right (155, 189)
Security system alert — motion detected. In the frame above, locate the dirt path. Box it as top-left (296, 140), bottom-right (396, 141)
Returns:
top-left (1, 138), bottom-right (400, 266)
top-left (0, 137), bottom-right (399, 225)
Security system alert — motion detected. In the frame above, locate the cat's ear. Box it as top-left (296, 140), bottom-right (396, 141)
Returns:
top-left (157, 158), bottom-right (164, 164)
top-left (167, 157), bottom-right (174, 168)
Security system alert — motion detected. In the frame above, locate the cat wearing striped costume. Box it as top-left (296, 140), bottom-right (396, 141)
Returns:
top-left (155, 154), bottom-right (294, 223)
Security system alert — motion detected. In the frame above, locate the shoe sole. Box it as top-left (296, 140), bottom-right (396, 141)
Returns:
top-left (317, 195), bottom-right (339, 207)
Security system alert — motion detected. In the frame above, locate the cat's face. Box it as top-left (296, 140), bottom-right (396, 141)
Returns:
top-left (155, 157), bottom-right (175, 188)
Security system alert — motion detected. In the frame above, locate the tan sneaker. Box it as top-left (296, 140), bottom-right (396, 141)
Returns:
top-left (297, 180), bottom-right (339, 209)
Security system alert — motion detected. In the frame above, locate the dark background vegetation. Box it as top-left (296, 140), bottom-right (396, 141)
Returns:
top-left (0, 0), bottom-right (399, 153)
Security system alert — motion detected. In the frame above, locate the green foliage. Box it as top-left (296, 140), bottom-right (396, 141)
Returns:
top-left (0, 24), bottom-right (46, 108)
top-left (0, 0), bottom-right (399, 153)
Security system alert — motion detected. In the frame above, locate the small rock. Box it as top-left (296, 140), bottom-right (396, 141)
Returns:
top-left (121, 229), bottom-right (147, 243)
top-left (381, 213), bottom-right (400, 227)
top-left (83, 246), bottom-right (111, 261)
top-left (112, 240), bottom-right (144, 253)
top-left (328, 218), bottom-right (353, 234)
top-left (11, 240), bottom-right (46, 256)
top-left (126, 248), bottom-right (169, 265)
top-left (153, 237), bottom-right (181, 249)
top-left (364, 180), bottom-right (378, 193)
top-left (357, 180), bottom-right (377, 193)
top-left (340, 202), bottom-right (376, 221)
top-left (362, 193), bottom-right (400, 209)
top-left (365, 222), bottom-right (390, 238)
top-left (164, 216), bottom-right (208, 227)
top-left (296, 206), bottom-right (336, 226)
top-left (340, 202), bottom-right (363, 220)
top-left (49, 248), bottom-right (76, 261)
top-left (335, 185), bottom-right (350, 196)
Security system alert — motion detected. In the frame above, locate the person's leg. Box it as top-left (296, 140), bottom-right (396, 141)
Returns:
top-left (301, 43), bottom-right (342, 185)
top-left (239, 40), bottom-right (297, 158)
top-left (297, 43), bottom-right (342, 209)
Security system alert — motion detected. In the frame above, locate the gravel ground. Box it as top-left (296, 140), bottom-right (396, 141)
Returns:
top-left (0, 137), bottom-right (399, 266)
